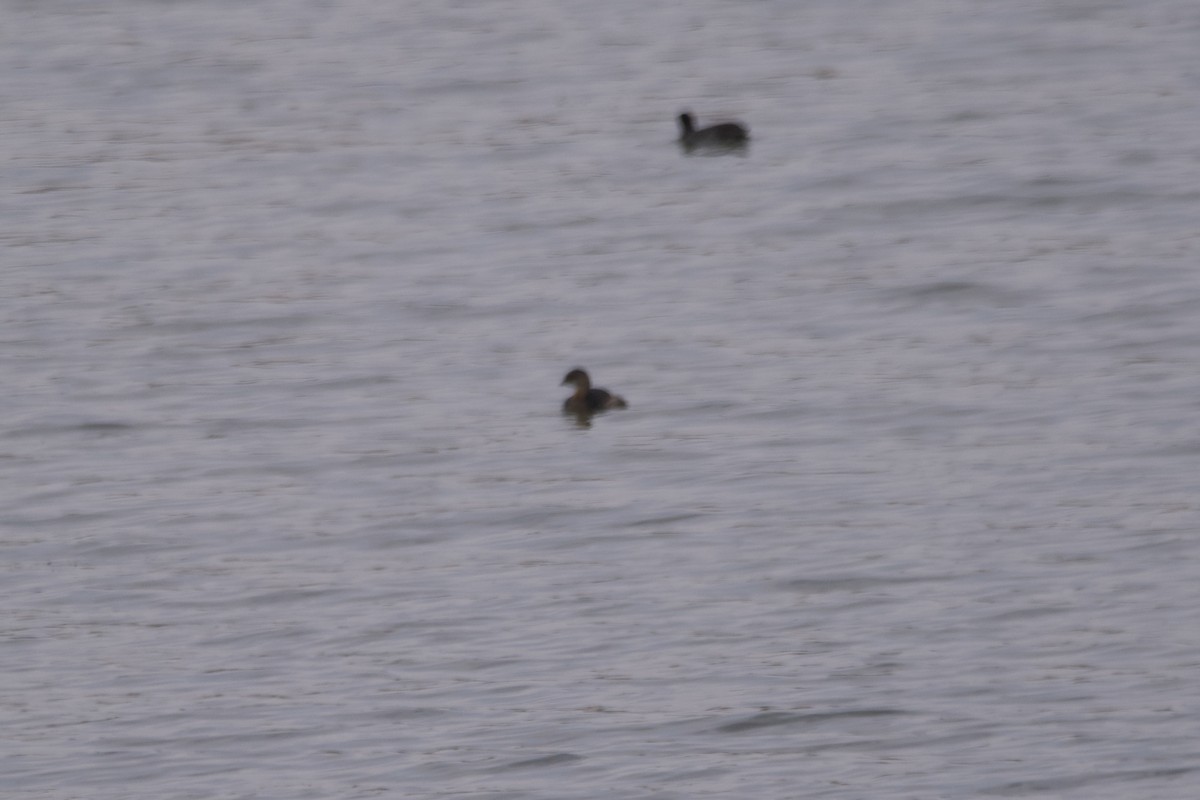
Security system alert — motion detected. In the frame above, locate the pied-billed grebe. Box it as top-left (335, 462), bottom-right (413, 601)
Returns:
top-left (678, 112), bottom-right (749, 151)
top-left (561, 368), bottom-right (627, 413)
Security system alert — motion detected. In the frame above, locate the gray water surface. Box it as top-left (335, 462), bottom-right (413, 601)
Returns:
top-left (5, 1), bottom-right (1200, 798)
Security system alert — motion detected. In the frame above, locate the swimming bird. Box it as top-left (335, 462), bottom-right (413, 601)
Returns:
top-left (561, 368), bottom-right (628, 414)
top-left (677, 112), bottom-right (749, 151)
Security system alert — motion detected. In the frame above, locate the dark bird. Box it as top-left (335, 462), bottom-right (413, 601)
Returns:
top-left (561, 368), bottom-right (628, 414)
top-left (677, 112), bottom-right (749, 151)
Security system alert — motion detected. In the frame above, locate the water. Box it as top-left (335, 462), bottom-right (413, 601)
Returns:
top-left (4, 1), bottom-right (1200, 797)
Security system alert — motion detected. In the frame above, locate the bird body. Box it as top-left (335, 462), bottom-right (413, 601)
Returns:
top-left (677, 112), bottom-right (749, 151)
top-left (561, 368), bottom-right (627, 413)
